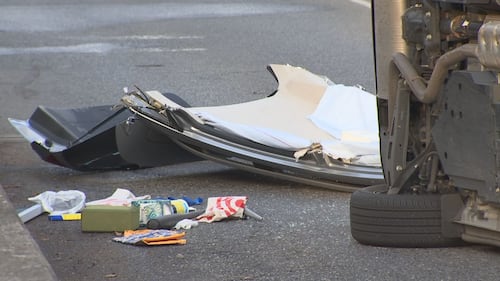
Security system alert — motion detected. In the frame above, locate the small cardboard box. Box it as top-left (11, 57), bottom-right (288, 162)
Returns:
top-left (131, 199), bottom-right (172, 226)
top-left (81, 205), bottom-right (139, 232)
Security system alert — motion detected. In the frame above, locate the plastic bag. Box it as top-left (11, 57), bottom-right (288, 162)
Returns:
top-left (197, 196), bottom-right (247, 223)
top-left (28, 190), bottom-right (86, 215)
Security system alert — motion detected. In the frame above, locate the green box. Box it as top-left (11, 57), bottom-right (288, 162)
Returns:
top-left (81, 205), bottom-right (140, 232)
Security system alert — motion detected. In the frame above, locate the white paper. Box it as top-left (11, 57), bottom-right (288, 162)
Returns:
top-left (86, 188), bottom-right (150, 207)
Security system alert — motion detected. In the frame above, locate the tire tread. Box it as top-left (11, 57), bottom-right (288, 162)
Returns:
top-left (350, 185), bottom-right (463, 247)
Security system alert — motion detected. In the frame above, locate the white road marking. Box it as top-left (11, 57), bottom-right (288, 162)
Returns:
top-left (138, 48), bottom-right (206, 53)
top-left (0, 43), bottom-right (115, 55)
top-left (0, 43), bottom-right (206, 55)
top-left (97, 35), bottom-right (204, 40)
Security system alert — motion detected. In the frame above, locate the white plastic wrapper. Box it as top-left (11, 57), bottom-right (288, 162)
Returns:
top-left (174, 219), bottom-right (199, 230)
top-left (28, 190), bottom-right (86, 215)
top-left (85, 188), bottom-right (150, 207)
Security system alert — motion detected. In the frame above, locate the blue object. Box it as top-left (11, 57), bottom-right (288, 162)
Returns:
top-left (167, 196), bottom-right (203, 206)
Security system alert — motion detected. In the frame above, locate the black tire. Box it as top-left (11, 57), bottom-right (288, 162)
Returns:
top-left (350, 185), bottom-right (464, 247)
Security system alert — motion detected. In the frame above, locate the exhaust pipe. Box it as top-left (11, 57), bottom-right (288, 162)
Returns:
top-left (391, 20), bottom-right (500, 104)
top-left (392, 44), bottom-right (478, 104)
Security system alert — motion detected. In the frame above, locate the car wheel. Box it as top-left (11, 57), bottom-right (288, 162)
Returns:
top-left (350, 184), bottom-right (464, 247)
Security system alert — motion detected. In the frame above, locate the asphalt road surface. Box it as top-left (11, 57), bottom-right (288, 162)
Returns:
top-left (2, 0), bottom-right (500, 280)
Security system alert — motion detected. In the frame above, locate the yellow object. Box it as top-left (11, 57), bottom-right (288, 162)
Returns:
top-left (48, 213), bottom-right (81, 221)
top-left (117, 229), bottom-right (187, 246)
top-left (170, 199), bottom-right (189, 214)
top-left (142, 232), bottom-right (187, 246)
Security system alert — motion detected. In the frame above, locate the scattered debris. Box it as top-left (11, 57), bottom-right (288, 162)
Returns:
top-left (9, 65), bottom-right (384, 192)
top-left (86, 188), bottom-right (149, 207)
top-left (132, 199), bottom-right (173, 226)
top-left (174, 219), bottom-right (199, 230)
top-left (104, 273), bottom-right (118, 279)
top-left (147, 209), bottom-right (204, 229)
top-left (167, 196), bottom-right (203, 206)
top-left (48, 213), bottom-right (81, 221)
top-left (81, 205), bottom-right (139, 232)
top-left (112, 229), bottom-right (186, 246)
top-left (244, 207), bottom-right (263, 221)
top-left (28, 190), bottom-right (86, 215)
top-left (19, 187), bottom-right (263, 248)
top-left (197, 196), bottom-right (247, 223)
top-left (17, 204), bottom-right (43, 223)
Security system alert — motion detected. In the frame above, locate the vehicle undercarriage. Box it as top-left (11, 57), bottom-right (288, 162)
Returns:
top-left (350, 0), bottom-right (500, 247)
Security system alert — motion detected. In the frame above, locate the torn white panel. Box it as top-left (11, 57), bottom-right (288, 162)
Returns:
top-left (308, 84), bottom-right (378, 143)
top-left (196, 112), bottom-right (312, 150)
top-left (320, 139), bottom-right (380, 166)
top-left (188, 64), bottom-right (332, 143)
top-left (308, 82), bottom-right (380, 165)
top-left (172, 64), bottom-right (380, 166)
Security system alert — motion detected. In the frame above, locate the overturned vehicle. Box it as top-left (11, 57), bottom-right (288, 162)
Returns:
top-left (348, 0), bottom-right (500, 248)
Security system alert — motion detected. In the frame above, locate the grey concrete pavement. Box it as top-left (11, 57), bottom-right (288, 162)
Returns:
top-left (5, 133), bottom-right (500, 281)
top-left (0, 184), bottom-right (57, 281)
